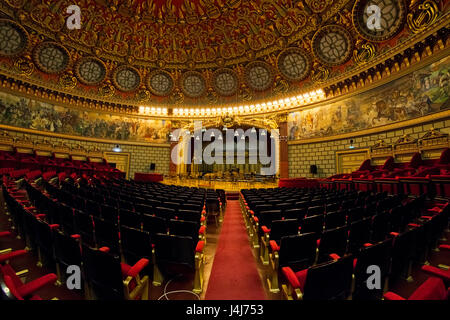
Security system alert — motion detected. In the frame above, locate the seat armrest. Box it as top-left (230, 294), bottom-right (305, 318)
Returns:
top-left (18, 273), bottom-right (57, 298)
top-left (99, 247), bottom-right (110, 253)
top-left (281, 267), bottom-right (301, 289)
top-left (261, 226), bottom-right (271, 234)
top-left (127, 258), bottom-right (150, 278)
top-left (329, 253), bottom-right (340, 261)
top-left (383, 291), bottom-right (406, 300)
top-left (0, 249), bottom-right (27, 263)
top-left (269, 240), bottom-right (280, 252)
top-left (195, 241), bottom-right (205, 253)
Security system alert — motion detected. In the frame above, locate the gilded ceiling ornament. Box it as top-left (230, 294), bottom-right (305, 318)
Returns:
top-left (30, 1), bottom-right (66, 33)
top-left (353, 41), bottom-right (376, 65)
top-left (312, 24), bottom-right (354, 66)
top-left (75, 56), bottom-right (107, 86)
top-left (238, 84), bottom-right (253, 101)
top-left (112, 65), bottom-right (141, 92)
top-left (273, 76), bottom-right (289, 95)
top-left (407, 0), bottom-right (439, 34)
top-left (136, 87), bottom-right (150, 102)
top-left (147, 69), bottom-right (174, 96)
top-left (311, 63), bottom-right (330, 83)
top-left (244, 61), bottom-right (274, 91)
top-left (352, 0), bottom-right (406, 42)
top-left (33, 41), bottom-right (70, 74)
top-left (305, 0), bottom-right (333, 13)
top-left (98, 80), bottom-right (116, 97)
top-left (59, 71), bottom-right (77, 90)
top-left (277, 47), bottom-right (312, 82)
top-left (0, 19), bottom-right (29, 57)
top-left (206, 87), bottom-right (219, 104)
top-left (14, 55), bottom-right (34, 76)
top-left (180, 71), bottom-right (206, 98)
top-left (212, 68), bottom-right (239, 96)
top-left (4, 0), bottom-right (26, 8)
top-left (169, 88), bottom-right (185, 105)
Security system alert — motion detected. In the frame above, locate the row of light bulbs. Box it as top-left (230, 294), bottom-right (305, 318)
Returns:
top-left (138, 106), bottom-right (168, 115)
top-left (138, 89), bottom-right (325, 117)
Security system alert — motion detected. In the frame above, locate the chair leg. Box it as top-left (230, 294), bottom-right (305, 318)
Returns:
top-left (259, 235), bottom-right (269, 265)
top-left (193, 252), bottom-right (204, 294)
top-left (267, 252), bottom-right (280, 293)
top-left (152, 250), bottom-right (163, 286)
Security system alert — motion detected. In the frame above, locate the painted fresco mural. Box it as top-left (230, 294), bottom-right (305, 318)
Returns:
top-left (288, 56), bottom-right (450, 140)
top-left (0, 92), bottom-right (171, 143)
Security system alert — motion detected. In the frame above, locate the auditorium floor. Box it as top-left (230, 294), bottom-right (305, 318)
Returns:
top-left (0, 199), bottom-right (449, 300)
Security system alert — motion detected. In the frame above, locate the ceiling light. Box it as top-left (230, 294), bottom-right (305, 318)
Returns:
top-left (112, 144), bottom-right (122, 152)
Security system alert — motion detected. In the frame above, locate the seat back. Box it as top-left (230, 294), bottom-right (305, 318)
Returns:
top-left (279, 233), bottom-right (317, 270)
top-left (324, 211), bottom-right (347, 229)
top-left (119, 209), bottom-right (141, 229)
top-left (154, 233), bottom-right (195, 271)
top-left (120, 226), bottom-right (152, 266)
top-left (303, 254), bottom-right (354, 300)
top-left (348, 218), bottom-right (372, 253)
top-left (317, 226), bottom-right (348, 263)
top-left (301, 214), bottom-right (324, 234)
top-left (258, 210), bottom-right (282, 229)
top-left (93, 217), bottom-right (120, 254)
top-left (74, 210), bottom-right (95, 247)
top-left (269, 219), bottom-right (298, 242)
top-left (353, 239), bottom-right (392, 300)
top-left (82, 245), bottom-right (124, 300)
top-left (142, 214), bottom-right (167, 237)
top-left (168, 219), bottom-right (199, 242)
top-left (177, 210), bottom-right (201, 223)
top-left (283, 208), bottom-right (306, 220)
top-left (306, 205), bottom-right (323, 217)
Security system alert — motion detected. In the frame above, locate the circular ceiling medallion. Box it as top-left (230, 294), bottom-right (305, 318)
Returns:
top-left (112, 65), bottom-right (141, 92)
top-left (352, 0), bottom-right (406, 42)
top-left (181, 71), bottom-right (206, 98)
top-left (245, 61), bottom-right (274, 91)
top-left (33, 42), bottom-right (70, 74)
top-left (312, 25), bottom-right (353, 66)
top-left (75, 57), bottom-right (107, 85)
top-left (0, 19), bottom-right (28, 57)
top-left (277, 48), bottom-right (311, 82)
top-left (212, 69), bottom-right (238, 96)
top-left (147, 70), bottom-right (174, 96)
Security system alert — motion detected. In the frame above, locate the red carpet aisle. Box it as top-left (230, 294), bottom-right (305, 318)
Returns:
top-left (205, 200), bottom-right (266, 300)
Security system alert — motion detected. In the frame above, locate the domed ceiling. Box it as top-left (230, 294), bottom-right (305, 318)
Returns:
top-left (0, 0), bottom-right (447, 113)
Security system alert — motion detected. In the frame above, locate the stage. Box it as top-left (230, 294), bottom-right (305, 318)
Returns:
top-left (162, 177), bottom-right (279, 192)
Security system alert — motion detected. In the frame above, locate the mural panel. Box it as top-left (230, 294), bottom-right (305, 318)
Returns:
top-left (0, 92), bottom-right (171, 143)
top-left (288, 56), bottom-right (450, 140)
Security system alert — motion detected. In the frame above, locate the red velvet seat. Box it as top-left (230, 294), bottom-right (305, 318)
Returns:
top-left (0, 261), bottom-right (57, 300)
top-left (281, 254), bottom-right (354, 300)
top-left (384, 277), bottom-right (449, 300)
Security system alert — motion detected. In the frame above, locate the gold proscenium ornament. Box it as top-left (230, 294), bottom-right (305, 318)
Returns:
top-left (353, 42), bottom-right (376, 65)
top-left (407, 0), bottom-right (439, 34)
top-left (311, 62), bottom-right (330, 84)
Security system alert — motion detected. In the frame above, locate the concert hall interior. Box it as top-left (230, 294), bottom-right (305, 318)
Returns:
top-left (0, 0), bottom-right (449, 302)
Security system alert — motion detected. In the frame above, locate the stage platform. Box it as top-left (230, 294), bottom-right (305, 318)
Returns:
top-left (162, 177), bottom-right (279, 192)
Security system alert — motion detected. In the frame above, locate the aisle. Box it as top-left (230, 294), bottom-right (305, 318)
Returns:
top-left (204, 200), bottom-right (266, 300)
